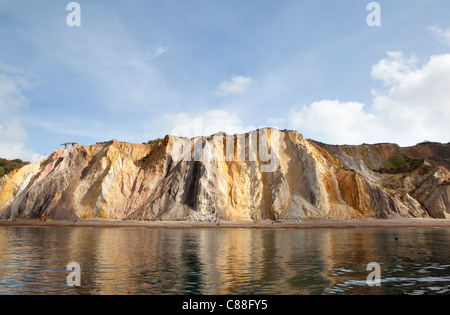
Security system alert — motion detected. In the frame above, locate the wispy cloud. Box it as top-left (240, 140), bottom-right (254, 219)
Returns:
top-left (0, 64), bottom-right (33, 114)
top-left (428, 25), bottom-right (450, 46)
top-left (55, 32), bottom-right (174, 111)
top-left (143, 46), bottom-right (169, 61)
top-left (12, 4), bottom-right (178, 114)
top-left (217, 75), bottom-right (253, 96)
top-left (0, 64), bottom-right (41, 161)
top-left (0, 119), bottom-right (43, 161)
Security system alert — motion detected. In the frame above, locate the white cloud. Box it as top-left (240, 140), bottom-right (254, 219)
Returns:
top-left (0, 119), bottom-right (27, 146)
top-left (0, 65), bottom-right (41, 162)
top-left (370, 51), bottom-right (419, 87)
top-left (160, 109), bottom-right (249, 138)
top-left (143, 46), bottom-right (169, 60)
top-left (428, 26), bottom-right (450, 46)
top-left (0, 65), bottom-right (32, 114)
top-left (371, 52), bottom-right (450, 145)
top-left (217, 75), bottom-right (253, 96)
top-left (289, 52), bottom-right (450, 146)
top-left (289, 100), bottom-right (383, 145)
top-left (0, 119), bottom-right (42, 162)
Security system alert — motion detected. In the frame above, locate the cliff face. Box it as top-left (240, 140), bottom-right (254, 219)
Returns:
top-left (0, 129), bottom-right (448, 221)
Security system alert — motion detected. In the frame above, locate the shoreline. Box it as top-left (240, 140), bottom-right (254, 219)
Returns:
top-left (1, 218), bottom-right (450, 230)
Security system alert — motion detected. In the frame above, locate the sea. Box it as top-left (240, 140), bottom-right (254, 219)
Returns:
top-left (0, 226), bottom-right (449, 295)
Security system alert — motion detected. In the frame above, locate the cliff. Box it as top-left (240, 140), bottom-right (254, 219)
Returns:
top-left (0, 129), bottom-right (448, 221)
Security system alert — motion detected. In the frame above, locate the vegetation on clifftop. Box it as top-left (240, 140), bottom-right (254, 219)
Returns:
top-left (144, 138), bottom-right (164, 146)
top-left (0, 158), bottom-right (30, 178)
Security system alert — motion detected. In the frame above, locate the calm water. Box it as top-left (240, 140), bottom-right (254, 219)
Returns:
top-left (0, 226), bottom-right (449, 295)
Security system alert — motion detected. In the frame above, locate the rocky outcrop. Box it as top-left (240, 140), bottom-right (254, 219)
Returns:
top-left (0, 129), bottom-right (448, 221)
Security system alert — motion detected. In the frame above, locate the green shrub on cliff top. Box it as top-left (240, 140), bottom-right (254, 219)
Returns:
top-left (145, 138), bottom-right (164, 146)
top-left (0, 158), bottom-right (30, 178)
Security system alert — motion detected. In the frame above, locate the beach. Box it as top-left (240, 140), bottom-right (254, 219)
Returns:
top-left (1, 218), bottom-right (450, 230)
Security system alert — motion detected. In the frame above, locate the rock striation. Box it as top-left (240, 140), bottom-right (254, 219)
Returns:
top-left (0, 129), bottom-right (448, 221)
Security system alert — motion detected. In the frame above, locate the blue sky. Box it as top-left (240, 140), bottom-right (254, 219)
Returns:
top-left (1, 0), bottom-right (450, 161)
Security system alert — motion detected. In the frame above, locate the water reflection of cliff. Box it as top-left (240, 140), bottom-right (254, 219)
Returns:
top-left (0, 227), bottom-right (449, 295)
top-left (68, 228), bottom-right (363, 295)
top-left (0, 227), bottom-right (396, 295)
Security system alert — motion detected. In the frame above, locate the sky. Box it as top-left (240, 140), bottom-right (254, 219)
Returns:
top-left (0, 0), bottom-right (450, 161)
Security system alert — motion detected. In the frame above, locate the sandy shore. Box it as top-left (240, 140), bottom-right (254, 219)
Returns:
top-left (1, 218), bottom-right (450, 230)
